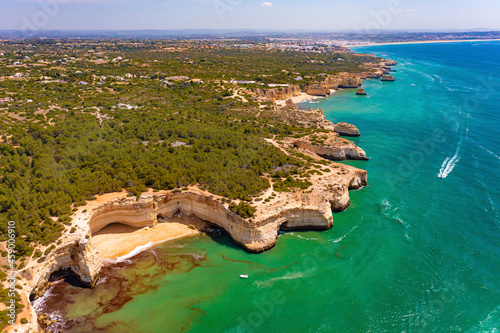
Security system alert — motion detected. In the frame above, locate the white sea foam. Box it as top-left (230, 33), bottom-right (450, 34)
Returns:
top-left (330, 225), bottom-right (359, 243)
top-left (32, 283), bottom-right (57, 312)
top-left (104, 242), bottom-right (155, 264)
top-left (286, 233), bottom-right (318, 241)
top-left (432, 74), bottom-right (443, 84)
top-left (420, 72), bottom-right (435, 82)
top-left (479, 145), bottom-right (500, 160)
top-left (465, 305), bottom-right (500, 333)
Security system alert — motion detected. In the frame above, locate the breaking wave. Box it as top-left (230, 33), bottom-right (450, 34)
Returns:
top-left (103, 242), bottom-right (155, 264)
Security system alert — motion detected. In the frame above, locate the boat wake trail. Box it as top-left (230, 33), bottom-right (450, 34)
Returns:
top-left (438, 124), bottom-right (469, 179)
top-left (479, 145), bottom-right (500, 160)
top-left (438, 154), bottom-right (461, 179)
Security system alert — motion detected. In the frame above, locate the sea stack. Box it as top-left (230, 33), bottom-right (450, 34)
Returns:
top-left (381, 74), bottom-right (396, 81)
top-left (356, 88), bottom-right (367, 96)
top-left (334, 122), bottom-right (361, 137)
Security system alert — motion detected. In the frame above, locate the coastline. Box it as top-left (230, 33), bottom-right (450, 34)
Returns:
top-left (22, 40), bottom-right (500, 333)
top-left (359, 38), bottom-right (500, 47)
top-left (2, 46), bottom-right (388, 333)
top-left (92, 214), bottom-right (206, 260)
top-left (276, 90), bottom-right (337, 107)
top-left (72, 189), bottom-right (207, 260)
top-left (275, 92), bottom-right (324, 107)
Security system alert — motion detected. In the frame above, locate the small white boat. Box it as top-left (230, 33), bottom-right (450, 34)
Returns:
top-left (411, 84), bottom-right (416, 87)
top-left (240, 274), bottom-right (249, 279)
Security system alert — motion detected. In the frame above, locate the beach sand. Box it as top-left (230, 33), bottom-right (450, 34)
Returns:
top-left (365, 39), bottom-right (500, 47)
top-left (275, 92), bottom-right (328, 107)
top-left (72, 189), bottom-right (208, 260)
top-left (92, 214), bottom-right (207, 259)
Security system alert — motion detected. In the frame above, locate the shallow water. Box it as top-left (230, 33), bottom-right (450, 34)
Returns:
top-left (34, 41), bottom-right (500, 333)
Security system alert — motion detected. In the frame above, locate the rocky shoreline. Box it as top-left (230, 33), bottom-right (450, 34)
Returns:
top-left (244, 57), bottom-right (397, 110)
top-left (14, 160), bottom-right (366, 332)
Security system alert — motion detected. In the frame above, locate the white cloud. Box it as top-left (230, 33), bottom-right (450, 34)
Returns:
top-left (405, 9), bottom-right (416, 12)
top-left (261, 2), bottom-right (273, 7)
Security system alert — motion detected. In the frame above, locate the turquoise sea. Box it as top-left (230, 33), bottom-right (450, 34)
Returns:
top-left (34, 41), bottom-right (500, 332)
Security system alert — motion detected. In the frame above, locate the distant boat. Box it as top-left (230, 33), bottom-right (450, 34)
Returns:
top-left (411, 84), bottom-right (416, 87)
top-left (240, 274), bottom-right (249, 279)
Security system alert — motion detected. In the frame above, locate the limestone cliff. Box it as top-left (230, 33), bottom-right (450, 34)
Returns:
top-left (337, 76), bottom-right (362, 88)
top-left (306, 85), bottom-right (330, 96)
top-left (28, 236), bottom-right (101, 300)
top-left (307, 74), bottom-right (362, 94)
top-left (247, 85), bottom-right (301, 101)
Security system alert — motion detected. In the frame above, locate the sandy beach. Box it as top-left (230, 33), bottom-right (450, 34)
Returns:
top-left (70, 189), bottom-right (208, 260)
top-left (275, 91), bottom-right (330, 107)
top-left (364, 39), bottom-right (500, 47)
top-left (92, 214), bottom-right (207, 260)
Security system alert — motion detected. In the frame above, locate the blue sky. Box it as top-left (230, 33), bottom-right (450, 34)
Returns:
top-left (1, 0), bottom-right (499, 31)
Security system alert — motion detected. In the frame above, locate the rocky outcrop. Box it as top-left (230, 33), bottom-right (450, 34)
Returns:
top-left (248, 85), bottom-right (301, 101)
top-left (264, 108), bottom-right (364, 137)
top-left (337, 76), bottom-right (362, 88)
top-left (292, 108), bottom-right (336, 131)
top-left (356, 88), bottom-right (367, 96)
top-left (285, 98), bottom-right (297, 109)
top-left (383, 59), bottom-right (398, 66)
top-left (317, 76), bottom-right (339, 90)
top-left (292, 132), bottom-right (368, 161)
top-left (306, 85), bottom-right (330, 96)
top-left (364, 71), bottom-right (383, 79)
top-left (28, 236), bottom-right (101, 300)
top-left (381, 74), bottom-right (396, 81)
top-left (307, 74), bottom-right (362, 93)
top-left (334, 122), bottom-right (361, 137)
top-left (360, 58), bottom-right (397, 79)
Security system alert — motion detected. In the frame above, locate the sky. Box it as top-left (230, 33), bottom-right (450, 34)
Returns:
top-left (1, 0), bottom-right (499, 32)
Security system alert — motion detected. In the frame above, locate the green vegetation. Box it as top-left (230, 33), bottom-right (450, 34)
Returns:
top-left (229, 202), bottom-right (256, 218)
top-left (273, 176), bottom-right (313, 192)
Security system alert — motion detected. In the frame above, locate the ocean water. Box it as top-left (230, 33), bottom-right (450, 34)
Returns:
top-left (34, 42), bottom-right (500, 332)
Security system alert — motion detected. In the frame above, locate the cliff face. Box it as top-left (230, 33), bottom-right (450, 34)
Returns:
top-left (337, 76), bottom-right (362, 88)
top-left (306, 85), bottom-right (330, 96)
top-left (306, 75), bottom-right (362, 94)
top-left (28, 236), bottom-right (101, 300)
top-left (89, 198), bottom-right (158, 233)
top-left (21, 158), bottom-right (367, 312)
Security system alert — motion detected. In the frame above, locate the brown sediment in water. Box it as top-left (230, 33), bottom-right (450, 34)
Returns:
top-left (33, 247), bottom-right (206, 333)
